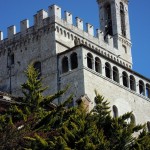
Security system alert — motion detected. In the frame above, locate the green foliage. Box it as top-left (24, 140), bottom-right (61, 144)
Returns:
top-left (21, 65), bottom-right (47, 113)
top-left (0, 64), bottom-right (150, 150)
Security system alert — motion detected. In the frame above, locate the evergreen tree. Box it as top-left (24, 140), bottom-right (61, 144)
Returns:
top-left (0, 64), bottom-right (150, 150)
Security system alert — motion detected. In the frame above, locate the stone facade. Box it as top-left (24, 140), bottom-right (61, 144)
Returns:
top-left (0, 0), bottom-right (150, 127)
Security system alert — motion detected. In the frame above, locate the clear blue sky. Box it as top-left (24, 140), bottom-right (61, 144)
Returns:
top-left (0, 0), bottom-right (149, 78)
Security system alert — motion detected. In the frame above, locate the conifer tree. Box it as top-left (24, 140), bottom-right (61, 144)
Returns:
top-left (1, 64), bottom-right (150, 150)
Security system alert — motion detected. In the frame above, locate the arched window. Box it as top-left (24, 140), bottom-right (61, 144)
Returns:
top-left (130, 114), bottom-right (136, 125)
top-left (67, 32), bottom-right (70, 39)
top-left (70, 52), bottom-right (78, 70)
top-left (120, 2), bottom-right (126, 37)
top-left (87, 53), bottom-right (93, 69)
top-left (56, 26), bottom-right (59, 33)
top-left (113, 66), bottom-right (119, 83)
top-left (33, 61), bottom-right (42, 79)
top-left (147, 121), bottom-right (150, 132)
top-left (139, 80), bottom-right (145, 96)
top-left (62, 56), bottom-right (69, 73)
top-left (105, 3), bottom-right (113, 36)
top-left (64, 30), bottom-right (66, 37)
top-left (146, 84), bottom-right (150, 98)
top-left (105, 62), bottom-right (111, 79)
top-left (71, 34), bottom-right (73, 40)
top-left (95, 57), bottom-right (101, 73)
top-left (113, 105), bottom-right (118, 118)
top-left (122, 71), bottom-right (129, 87)
top-left (130, 75), bottom-right (136, 91)
top-left (60, 28), bottom-right (63, 35)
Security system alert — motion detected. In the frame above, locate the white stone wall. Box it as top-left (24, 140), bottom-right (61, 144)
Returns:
top-left (58, 45), bottom-right (150, 125)
top-left (83, 68), bottom-right (150, 124)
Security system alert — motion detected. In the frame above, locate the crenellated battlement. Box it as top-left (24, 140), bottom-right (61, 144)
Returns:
top-left (0, 4), bottom-right (132, 69)
top-left (0, 4), bottom-right (109, 44)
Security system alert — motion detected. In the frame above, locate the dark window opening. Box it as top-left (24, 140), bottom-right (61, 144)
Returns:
top-left (95, 57), bottom-right (101, 73)
top-left (104, 4), bottom-right (113, 38)
top-left (62, 56), bottom-right (69, 73)
top-left (130, 75), bottom-right (136, 91)
top-left (70, 52), bottom-right (78, 70)
top-left (105, 62), bottom-right (111, 79)
top-left (146, 84), bottom-right (150, 98)
top-left (113, 67), bottom-right (119, 83)
top-left (87, 53), bottom-right (93, 69)
top-left (120, 2), bottom-right (126, 37)
top-left (122, 71), bottom-right (128, 87)
top-left (139, 80), bottom-right (145, 96)
top-left (113, 105), bottom-right (118, 118)
top-left (33, 61), bottom-right (42, 79)
top-left (147, 122), bottom-right (150, 132)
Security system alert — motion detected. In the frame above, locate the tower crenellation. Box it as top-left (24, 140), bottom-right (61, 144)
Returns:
top-left (20, 19), bottom-right (29, 33)
top-left (76, 17), bottom-right (84, 30)
top-left (0, 31), bottom-right (3, 40)
top-left (65, 11), bottom-right (73, 24)
top-left (7, 25), bottom-right (16, 39)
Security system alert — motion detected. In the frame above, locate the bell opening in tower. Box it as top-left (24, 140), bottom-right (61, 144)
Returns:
top-left (120, 2), bottom-right (126, 37)
top-left (104, 3), bottom-right (113, 37)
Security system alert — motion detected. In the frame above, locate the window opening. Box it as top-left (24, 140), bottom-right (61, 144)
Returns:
top-left (120, 2), bottom-right (126, 37)
top-left (105, 62), bottom-right (111, 79)
top-left (147, 122), bottom-right (150, 132)
top-left (130, 114), bottom-right (136, 125)
top-left (113, 105), bottom-right (118, 118)
top-left (104, 3), bottom-right (113, 40)
top-left (62, 56), bottom-right (69, 73)
top-left (95, 57), bottom-right (101, 73)
top-left (130, 75), bottom-right (136, 91)
top-left (33, 61), bottom-right (42, 79)
top-left (146, 84), bottom-right (150, 98)
top-left (87, 53), bottom-right (93, 69)
top-left (139, 80), bottom-right (145, 96)
top-left (113, 67), bottom-right (119, 83)
top-left (70, 52), bottom-right (78, 70)
top-left (122, 71), bottom-right (128, 87)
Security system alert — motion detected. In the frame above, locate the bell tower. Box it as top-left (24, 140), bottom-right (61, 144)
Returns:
top-left (97, 0), bottom-right (132, 66)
